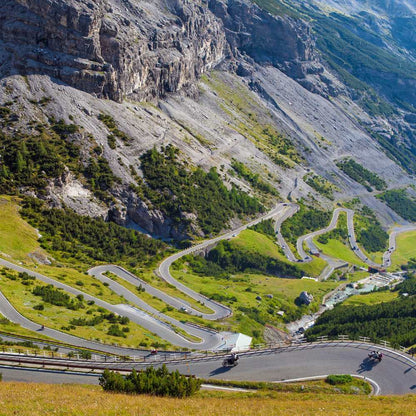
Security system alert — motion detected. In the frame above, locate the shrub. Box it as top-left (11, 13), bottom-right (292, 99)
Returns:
top-left (99, 366), bottom-right (202, 397)
top-left (326, 375), bottom-right (353, 385)
top-left (107, 324), bottom-right (126, 338)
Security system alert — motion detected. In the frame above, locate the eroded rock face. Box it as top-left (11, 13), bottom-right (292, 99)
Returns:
top-left (0, 0), bottom-right (335, 101)
top-left (207, 0), bottom-right (339, 96)
top-left (0, 0), bottom-right (228, 102)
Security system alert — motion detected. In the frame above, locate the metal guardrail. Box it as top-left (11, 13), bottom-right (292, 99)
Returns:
top-left (0, 334), bottom-right (413, 370)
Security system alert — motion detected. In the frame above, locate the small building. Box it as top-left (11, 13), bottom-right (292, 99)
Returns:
top-left (220, 332), bottom-right (252, 352)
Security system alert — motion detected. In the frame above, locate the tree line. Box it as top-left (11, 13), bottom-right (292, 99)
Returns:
top-left (20, 197), bottom-right (166, 266)
top-left (306, 275), bottom-right (416, 347)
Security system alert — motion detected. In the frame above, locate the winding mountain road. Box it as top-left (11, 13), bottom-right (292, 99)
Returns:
top-left (1, 202), bottom-right (415, 352)
top-left (0, 258), bottom-right (221, 351)
top-left (275, 205), bottom-right (414, 273)
top-left (1, 201), bottom-right (416, 394)
top-left (0, 204), bottom-right (288, 352)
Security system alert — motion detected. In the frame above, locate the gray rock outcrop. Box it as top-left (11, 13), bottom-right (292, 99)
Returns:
top-left (299, 291), bottom-right (314, 305)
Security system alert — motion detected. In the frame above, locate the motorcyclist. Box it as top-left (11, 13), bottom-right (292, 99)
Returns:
top-left (231, 352), bottom-right (239, 363)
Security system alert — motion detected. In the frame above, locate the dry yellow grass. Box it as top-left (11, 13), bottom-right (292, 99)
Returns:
top-left (0, 382), bottom-right (415, 416)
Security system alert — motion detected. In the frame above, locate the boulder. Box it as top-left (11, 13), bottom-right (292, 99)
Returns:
top-left (299, 291), bottom-right (313, 305)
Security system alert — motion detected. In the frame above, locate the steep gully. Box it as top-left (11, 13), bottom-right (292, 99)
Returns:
top-left (0, 203), bottom-right (415, 353)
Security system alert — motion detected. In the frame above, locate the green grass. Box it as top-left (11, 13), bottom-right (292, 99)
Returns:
top-left (3, 381), bottom-right (416, 416)
top-left (342, 271), bottom-right (371, 283)
top-left (137, 269), bottom-right (214, 315)
top-left (234, 230), bottom-right (327, 277)
top-left (35, 265), bottom-right (128, 305)
top-left (103, 271), bottom-right (207, 340)
top-left (391, 230), bottom-right (416, 267)
top-left (0, 196), bottom-right (44, 261)
top-left (172, 267), bottom-right (338, 333)
top-left (357, 247), bottom-right (384, 266)
top-left (343, 291), bottom-right (398, 306)
top-left (314, 239), bottom-right (367, 267)
top-left (0, 318), bottom-right (55, 342)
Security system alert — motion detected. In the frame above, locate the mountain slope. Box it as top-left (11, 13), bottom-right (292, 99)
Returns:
top-left (0, 0), bottom-right (414, 238)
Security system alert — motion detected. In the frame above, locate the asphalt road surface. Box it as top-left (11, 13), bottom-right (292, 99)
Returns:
top-left (1, 343), bottom-right (415, 395)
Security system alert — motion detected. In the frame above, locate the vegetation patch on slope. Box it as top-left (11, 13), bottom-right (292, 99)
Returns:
top-left (303, 173), bottom-right (336, 200)
top-left (230, 159), bottom-right (279, 197)
top-left (354, 206), bottom-right (388, 256)
top-left (336, 158), bottom-right (386, 192)
top-left (138, 145), bottom-right (263, 236)
top-left (378, 189), bottom-right (416, 221)
top-left (0, 196), bottom-right (43, 261)
top-left (0, 119), bottom-right (81, 194)
top-left (391, 230), bottom-right (416, 268)
top-left (281, 204), bottom-right (331, 246)
top-left (201, 72), bottom-right (301, 168)
top-left (20, 197), bottom-right (166, 267)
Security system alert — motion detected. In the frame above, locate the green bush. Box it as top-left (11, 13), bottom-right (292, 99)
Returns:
top-left (32, 285), bottom-right (84, 310)
top-left (107, 324), bottom-right (126, 338)
top-left (99, 365), bottom-right (201, 397)
top-left (326, 375), bottom-right (353, 385)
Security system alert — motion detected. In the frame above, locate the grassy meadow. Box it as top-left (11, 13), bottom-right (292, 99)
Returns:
top-left (342, 290), bottom-right (398, 306)
top-left (314, 238), bottom-right (367, 267)
top-left (0, 382), bottom-right (415, 416)
top-left (391, 230), bottom-right (416, 267)
top-left (0, 196), bottom-right (44, 261)
top-left (234, 229), bottom-right (327, 277)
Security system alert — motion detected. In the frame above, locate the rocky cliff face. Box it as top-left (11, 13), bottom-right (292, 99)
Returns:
top-left (208, 0), bottom-right (334, 94)
top-left (0, 0), bottom-right (228, 102)
top-left (0, 0), bottom-right (336, 102)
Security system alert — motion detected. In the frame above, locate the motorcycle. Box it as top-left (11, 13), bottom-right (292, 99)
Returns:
top-left (222, 354), bottom-right (239, 367)
top-left (368, 351), bottom-right (383, 362)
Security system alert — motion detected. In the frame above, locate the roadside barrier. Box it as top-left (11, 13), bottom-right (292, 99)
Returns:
top-left (0, 335), bottom-right (414, 372)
